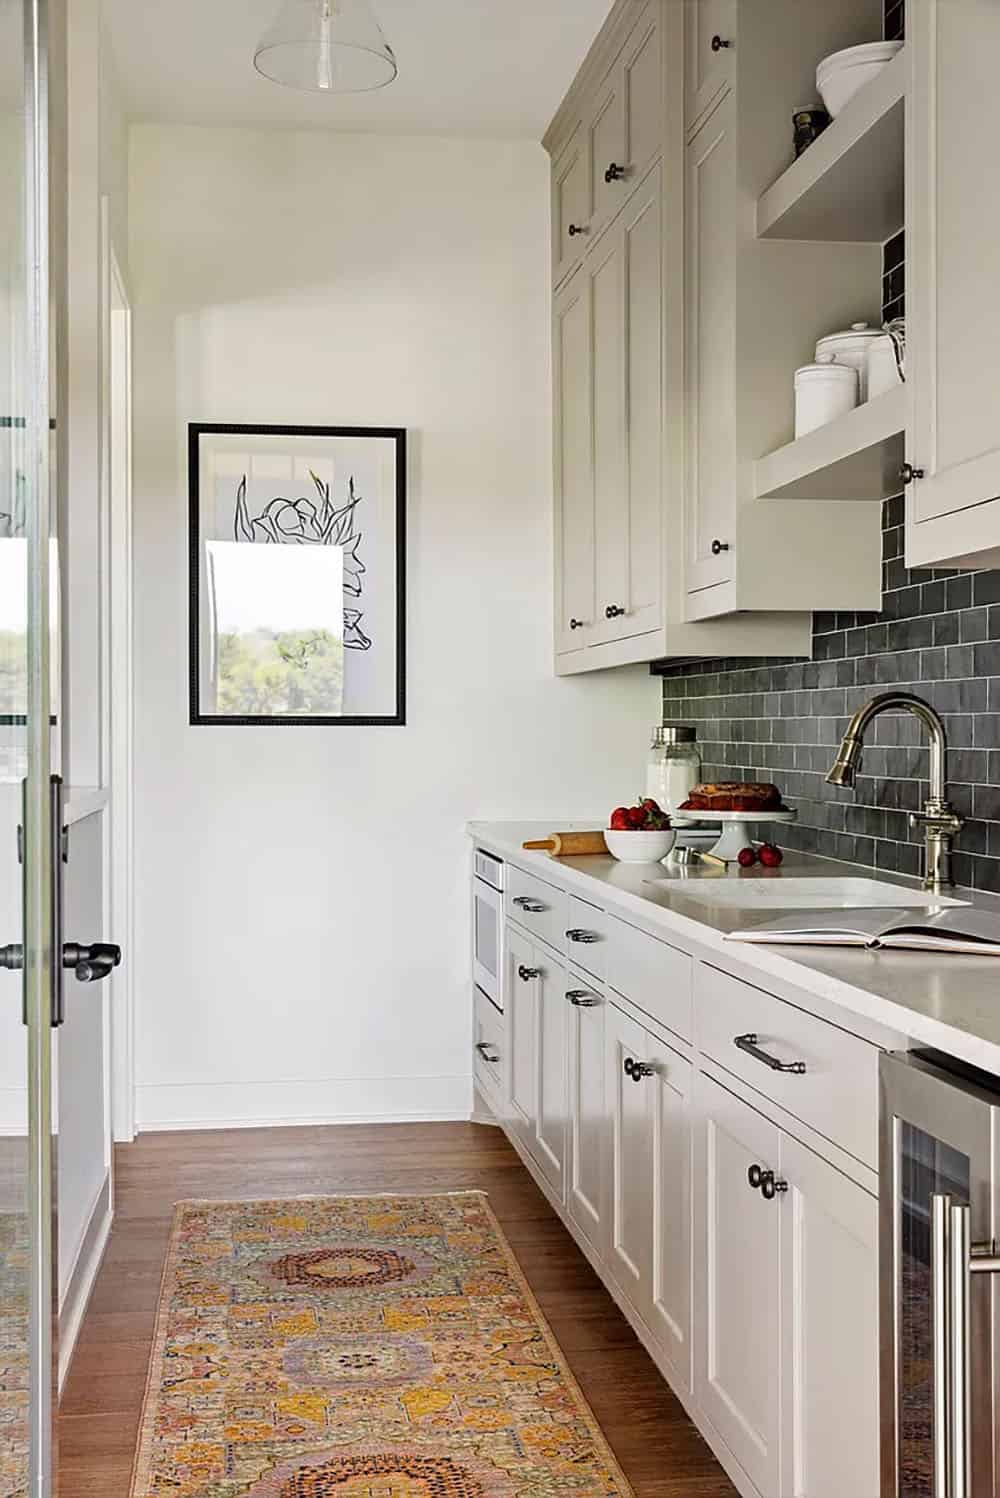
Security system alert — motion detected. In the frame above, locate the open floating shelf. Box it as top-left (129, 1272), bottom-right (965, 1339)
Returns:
top-left (757, 47), bottom-right (906, 243)
top-left (754, 385), bottom-right (906, 502)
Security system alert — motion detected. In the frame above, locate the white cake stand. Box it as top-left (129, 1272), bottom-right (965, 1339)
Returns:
top-left (681, 808), bottom-right (798, 863)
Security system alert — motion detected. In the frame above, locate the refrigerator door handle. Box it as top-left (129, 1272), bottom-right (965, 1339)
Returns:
top-left (932, 1195), bottom-right (1000, 1498)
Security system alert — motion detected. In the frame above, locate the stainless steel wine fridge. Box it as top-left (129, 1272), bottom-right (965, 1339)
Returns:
top-left (880, 1049), bottom-right (1000, 1497)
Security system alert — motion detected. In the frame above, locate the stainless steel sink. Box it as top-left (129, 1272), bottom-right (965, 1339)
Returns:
top-left (647, 876), bottom-right (969, 911)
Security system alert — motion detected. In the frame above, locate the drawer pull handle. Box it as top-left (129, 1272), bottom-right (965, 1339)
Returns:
top-left (566, 928), bottom-right (600, 944)
top-left (517, 964), bottom-right (542, 983)
top-left (735, 1032), bottom-right (806, 1075)
top-left (476, 1041), bottom-right (500, 1065)
top-left (567, 990), bottom-right (601, 1007)
top-left (513, 896), bottom-right (547, 914)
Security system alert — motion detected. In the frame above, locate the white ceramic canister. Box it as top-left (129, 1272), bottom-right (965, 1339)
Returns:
top-left (815, 321), bottom-right (882, 400)
top-left (866, 333), bottom-right (904, 400)
top-left (794, 356), bottom-right (858, 437)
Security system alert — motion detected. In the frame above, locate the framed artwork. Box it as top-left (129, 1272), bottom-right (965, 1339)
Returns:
top-left (189, 424), bottom-right (406, 726)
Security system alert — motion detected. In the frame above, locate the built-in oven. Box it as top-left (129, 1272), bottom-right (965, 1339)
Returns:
top-left (880, 1049), bottom-right (1000, 1497)
top-left (472, 849), bottom-right (504, 1011)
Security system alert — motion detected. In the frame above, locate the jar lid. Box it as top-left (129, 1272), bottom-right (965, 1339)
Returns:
top-left (816, 322), bottom-right (879, 350)
top-left (653, 724), bottom-right (697, 745)
top-left (795, 361), bottom-right (858, 385)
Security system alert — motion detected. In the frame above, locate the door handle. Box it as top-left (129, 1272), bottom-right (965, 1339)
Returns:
top-left (62, 943), bottom-right (122, 984)
top-left (931, 1194), bottom-right (1000, 1497)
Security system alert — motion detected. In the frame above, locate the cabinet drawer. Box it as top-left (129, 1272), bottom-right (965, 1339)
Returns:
top-left (473, 987), bottom-right (504, 1108)
top-left (506, 865), bottom-right (567, 952)
top-left (696, 964), bottom-right (879, 1169)
top-left (565, 895), bottom-right (607, 979)
top-left (606, 915), bottom-right (693, 1044)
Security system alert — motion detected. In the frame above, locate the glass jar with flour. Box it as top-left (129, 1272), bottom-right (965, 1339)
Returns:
top-left (647, 725), bottom-right (701, 816)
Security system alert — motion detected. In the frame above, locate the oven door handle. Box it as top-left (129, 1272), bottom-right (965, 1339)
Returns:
top-left (931, 1194), bottom-right (1000, 1498)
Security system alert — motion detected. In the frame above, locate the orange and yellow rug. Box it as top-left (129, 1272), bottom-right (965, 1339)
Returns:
top-left (130, 1192), bottom-right (634, 1498)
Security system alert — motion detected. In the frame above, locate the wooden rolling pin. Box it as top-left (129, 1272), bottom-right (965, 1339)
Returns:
top-left (522, 830), bottom-right (608, 857)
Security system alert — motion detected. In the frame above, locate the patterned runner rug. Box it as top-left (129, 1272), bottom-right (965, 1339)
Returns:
top-left (130, 1192), bottom-right (634, 1498)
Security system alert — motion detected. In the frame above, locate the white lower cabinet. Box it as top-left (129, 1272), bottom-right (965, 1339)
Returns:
top-left (566, 970), bottom-right (608, 1256)
top-left (606, 1000), bottom-right (692, 1390)
top-left (695, 1069), bottom-right (781, 1498)
top-left (504, 919), bottom-right (567, 1199)
top-left (694, 1068), bottom-right (879, 1498)
top-left (491, 865), bottom-right (881, 1498)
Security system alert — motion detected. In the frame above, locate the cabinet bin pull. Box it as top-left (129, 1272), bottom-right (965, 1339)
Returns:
top-left (734, 1032), bottom-right (807, 1075)
top-left (475, 1041), bottom-right (500, 1065)
top-left (567, 990), bottom-right (600, 1007)
top-left (566, 928), bottom-right (600, 944)
top-left (513, 896), bottom-right (546, 913)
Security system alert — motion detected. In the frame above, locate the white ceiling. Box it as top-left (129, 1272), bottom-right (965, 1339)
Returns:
top-left (103, 0), bottom-right (615, 138)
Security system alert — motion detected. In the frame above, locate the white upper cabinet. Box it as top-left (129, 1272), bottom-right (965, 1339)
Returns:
top-left (554, 271), bottom-right (596, 654)
top-left (685, 90), bottom-right (736, 597)
top-left (551, 125), bottom-right (592, 291)
top-left (685, 0), bottom-right (736, 129)
top-left (905, 0), bottom-right (1000, 569)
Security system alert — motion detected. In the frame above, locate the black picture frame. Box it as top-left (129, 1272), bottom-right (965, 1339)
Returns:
top-left (189, 422), bottom-right (406, 727)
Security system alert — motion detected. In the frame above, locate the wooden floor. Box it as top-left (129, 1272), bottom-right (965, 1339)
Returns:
top-left (58, 1121), bottom-right (736, 1497)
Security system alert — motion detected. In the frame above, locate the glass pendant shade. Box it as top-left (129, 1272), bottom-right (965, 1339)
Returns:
top-left (254, 0), bottom-right (397, 94)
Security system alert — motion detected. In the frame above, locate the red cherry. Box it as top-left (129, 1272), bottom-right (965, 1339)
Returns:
top-left (737, 847), bottom-right (758, 868)
top-left (759, 843), bottom-right (784, 868)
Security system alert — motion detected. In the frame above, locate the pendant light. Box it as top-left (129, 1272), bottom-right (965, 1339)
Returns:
top-left (254, 0), bottom-right (398, 94)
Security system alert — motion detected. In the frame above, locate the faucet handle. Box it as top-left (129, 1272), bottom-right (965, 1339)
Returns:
top-left (909, 803), bottom-right (964, 836)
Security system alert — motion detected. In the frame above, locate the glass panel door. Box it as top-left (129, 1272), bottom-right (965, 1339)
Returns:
top-left (0, 1), bottom-right (58, 1494)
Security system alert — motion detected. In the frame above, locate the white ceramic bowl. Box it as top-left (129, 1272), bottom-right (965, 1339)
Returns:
top-left (605, 828), bottom-right (677, 864)
top-left (816, 40), bottom-right (903, 117)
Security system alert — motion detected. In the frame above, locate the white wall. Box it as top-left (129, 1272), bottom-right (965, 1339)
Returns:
top-left (129, 124), bottom-right (657, 1130)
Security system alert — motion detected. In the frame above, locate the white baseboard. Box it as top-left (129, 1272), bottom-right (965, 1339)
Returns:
top-left (58, 1172), bottom-right (112, 1394)
top-left (136, 1075), bottom-right (473, 1132)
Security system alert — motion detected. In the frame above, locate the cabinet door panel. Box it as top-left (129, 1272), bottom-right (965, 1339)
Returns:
top-left (534, 955), bottom-right (568, 1198)
top-left (590, 68), bottom-right (626, 238)
top-left (908, 0), bottom-right (1000, 527)
top-left (595, 169), bottom-right (663, 645)
top-left (552, 126), bottom-right (591, 289)
top-left (554, 272), bottom-right (595, 655)
top-left (779, 1135), bottom-right (879, 1498)
top-left (606, 1003), bottom-right (651, 1308)
top-left (567, 975), bottom-right (608, 1256)
top-left (686, 0), bottom-right (736, 128)
top-left (648, 1034), bottom-right (691, 1390)
top-left (591, 230), bottom-right (627, 643)
top-left (685, 92), bottom-right (737, 599)
top-left (695, 1070), bottom-right (780, 1498)
top-left (505, 924), bottom-right (537, 1147)
top-left (624, 8), bottom-right (663, 190)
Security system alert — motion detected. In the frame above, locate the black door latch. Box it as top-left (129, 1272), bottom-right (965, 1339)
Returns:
top-left (0, 942), bottom-right (122, 984)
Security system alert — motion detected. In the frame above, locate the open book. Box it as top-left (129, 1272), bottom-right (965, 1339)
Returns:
top-left (725, 906), bottom-right (1000, 956)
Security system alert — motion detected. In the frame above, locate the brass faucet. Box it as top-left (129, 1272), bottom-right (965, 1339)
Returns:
top-left (826, 692), bottom-right (964, 893)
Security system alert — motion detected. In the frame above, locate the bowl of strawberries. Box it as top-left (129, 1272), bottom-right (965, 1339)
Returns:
top-left (605, 799), bottom-right (676, 863)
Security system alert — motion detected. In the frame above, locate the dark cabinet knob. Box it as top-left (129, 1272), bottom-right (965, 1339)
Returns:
top-left (63, 942), bottom-right (122, 984)
top-left (711, 539), bottom-right (730, 556)
top-left (569, 618), bottom-right (585, 631)
top-left (711, 34), bottom-right (731, 51)
top-left (568, 223), bottom-right (588, 238)
top-left (604, 162), bottom-right (626, 184)
top-left (748, 1164), bottom-right (764, 1191)
top-left (760, 1171), bottom-right (789, 1201)
top-left (900, 462), bottom-right (925, 485)
top-left (605, 604), bottom-right (626, 619)
top-left (517, 964), bottom-right (541, 982)
top-left (623, 1056), bottom-right (635, 1078)
top-left (631, 1062), bottom-right (655, 1082)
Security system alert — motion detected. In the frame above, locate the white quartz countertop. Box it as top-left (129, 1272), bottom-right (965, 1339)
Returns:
top-left (469, 820), bottom-right (1000, 1079)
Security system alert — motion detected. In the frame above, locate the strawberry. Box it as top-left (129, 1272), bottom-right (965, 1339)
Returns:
top-left (737, 846), bottom-right (758, 868)
top-left (610, 807), bottom-right (632, 831)
top-left (759, 843), bottom-right (784, 868)
top-left (627, 806), bottom-right (647, 829)
top-left (642, 798), bottom-right (664, 815)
